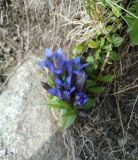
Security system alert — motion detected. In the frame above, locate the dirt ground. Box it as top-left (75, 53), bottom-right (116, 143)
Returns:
top-left (0, 0), bottom-right (138, 160)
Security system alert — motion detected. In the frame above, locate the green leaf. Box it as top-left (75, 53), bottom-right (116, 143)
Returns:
top-left (112, 36), bottom-right (124, 47)
top-left (104, 44), bottom-right (112, 52)
top-left (83, 33), bottom-right (90, 39)
top-left (109, 51), bottom-right (120, 60)
top-left (85, 64), bottom-right (94, 77)
top-left (106, 35), bottom-right (112, 42)
top-left (86, 80), bottom-right (96, 88)
top-left (88, 40), bottom-right (99, 48)
top-left (48, 97), bottom-right (70, 109)
top-left (95, 49), bottom-right (101, 60)
top-left (60, 109), bottom-right (76, 130)
top-left (89, 86), bottom-right (105, 93)
top-left (130, 19), bottom-right (138, 45)
top-left (112, 7), bottom-right (120, 18)
top-left (100, 37), bottom-right (105, 46)
top-left (84, 0), bottom-right (93, 18)
top-left (84, 98), bottom-right (95, 110)
top-left (106, 26), bottom-right (113, 33)
top-left (124, 15), bottom-right (135, 31)
top-left (72, 43), bottom-right (86, 54)
top-left (48, 75), bottom-right (55, 87)
top-left (101, 0), bottom-right (108, 6)
top-left (86, 56), bottom-right (94, 63)
top-left (98, 75), bottom-right (115, 82)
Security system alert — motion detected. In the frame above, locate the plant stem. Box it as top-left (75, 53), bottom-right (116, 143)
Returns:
top-left (106, 0), bottom-right (138, 19)
top-left (99, 52), bottom-right (110, 76)
top-left (93, 0), bottom-right (102, 21)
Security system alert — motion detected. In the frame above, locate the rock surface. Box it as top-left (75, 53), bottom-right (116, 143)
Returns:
top-left (0, 57), bottom-right (67, 160)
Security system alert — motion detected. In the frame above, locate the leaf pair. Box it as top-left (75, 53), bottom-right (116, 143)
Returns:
top-left (48, 96), bottom-right (70, 109)
top-left (48, 96), bottom-right (77, 130)
top-left (124, 5), bottom-right (138, 45)
top-left (59, 109), bottom-right (76, 131)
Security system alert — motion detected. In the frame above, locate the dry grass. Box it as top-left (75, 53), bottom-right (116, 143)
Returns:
top-left (0, 0), bottom-right (83, 92)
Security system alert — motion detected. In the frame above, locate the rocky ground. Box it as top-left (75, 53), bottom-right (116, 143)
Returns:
top-left (0, 0), bottom-right (138, 160)
top-left (0, 57), bottom-right (67, 160)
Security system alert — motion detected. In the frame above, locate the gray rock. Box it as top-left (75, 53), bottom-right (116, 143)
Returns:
top-left (0, 57), bottom-right (67, 160)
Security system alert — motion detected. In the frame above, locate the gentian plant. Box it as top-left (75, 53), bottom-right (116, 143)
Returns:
top-left (37, 1), bottom-right (138, 131)
top-left (38, 48), bottom-right (93, 130)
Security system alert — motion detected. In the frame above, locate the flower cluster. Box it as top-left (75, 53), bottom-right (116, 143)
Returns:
top-left (38, 48), bottom-right (88, 108)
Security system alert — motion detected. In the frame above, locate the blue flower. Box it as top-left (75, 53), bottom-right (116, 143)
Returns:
top-left (54, 78), bottom-right (63, 88)
top-left (62, 87), bottom-right (75, 102)
top-left (75, 92), bottom-right (88, 107)
top-left (38, 48), bottom-right (89, 109)
top-left (37, 48), bottom-right (52, 68)
top-left (54, 76), bottom-right (75, 102)
top-left (38, 48), bottom-right (64, 75)
top-left (69, 56), bottom-right (88, 75)
top-left (48, 88), bottom-right (61, 98)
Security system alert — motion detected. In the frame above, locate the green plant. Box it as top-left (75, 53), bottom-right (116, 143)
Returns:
top-left (73, 0), bottom-right (124, 85)
top-left (124, 2), bottom-right (138, 45)
top-left (72, 0), bottom-right (138, 122)
top-left (73, 0), bottom-right (138, 82)
top-left (38, 0), bottom-right (138, 131)
top-left (38, 48), bottom-right (89, 131)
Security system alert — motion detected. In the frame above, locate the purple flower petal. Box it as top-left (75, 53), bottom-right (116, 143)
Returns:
top-left (44, 48), bottom-right (52, 57)
top-left (48, 88), bottom-right (61, 98)
top-left (56, 48), bottom-right (62, 56)
top-left (70, 87), bottom-right (75, 93)
top-left (54, 78), bottom-right (63, 87)
top-left (37, 60), bottom-right (46, 68)
top-left (75, 92), bottom-right (88, 107)
top-left (80, 63), bottom-right (88, 69)
top-left (72, 56), bottom-right (80, 64)
top-left (55, 69), bottom-right (62, 74)
top-left (73, 70), bottom-right (81, 75)
top-left (63, 91), bottom-right (70, 97)
top-left (48, 88), bottom-right (57, 96)
top-left (66, 76), bottom-right (71, 86)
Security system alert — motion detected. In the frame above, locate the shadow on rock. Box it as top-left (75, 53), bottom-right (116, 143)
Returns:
top-left (29, 130), bottom-right (67, 160)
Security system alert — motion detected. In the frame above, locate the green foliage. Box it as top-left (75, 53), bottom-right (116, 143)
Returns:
top-left (112, 6), bottom-right (121, 18)
top-left (48, 75), bottom-right (55, 87)
top-left (59, 109), bottom-right (76, 131)
top-left (46, 0), bottom-right (138, 131)
top-left (48, 96), bottom-right (77, 130)
top-left (88, 40), bottom-right (99, 48)
top-left (86, 80), bottom-right (96, 88)
top-left (72, 43), bottom-right (87, 54)
top-left (84, 0), bottom-right (93, 18)
top-left (48, 96), bottom-right (70, 109)
top-left (84, 98), bottom-right (95, 110)
top-left (112, 36), bottom-right (124, 47)
top-left (130, 19), bottom-right (138, 45)
top-left (109, 51), bottom-right (120, 61)
top-left (125, 14), bottom-right (138, 45)
top-left (71, 0), bottom-right (127, 120)
top-left (98, 75), bottom-right (115, 82)
top-left (86, 56), bottom-right (94, 64)
top-left (124, 3), bottom-right (138, 45)
top-left (88, 86), bottom-right (105, 93)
